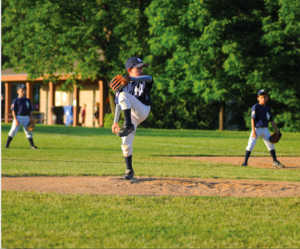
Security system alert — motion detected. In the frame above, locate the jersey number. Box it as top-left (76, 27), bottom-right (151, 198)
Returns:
top-left (134, 83), bottom-right (144, 96)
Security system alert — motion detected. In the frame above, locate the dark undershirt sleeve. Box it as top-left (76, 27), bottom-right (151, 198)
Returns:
top-left (251, 105), bottom-right (256, 119)
top-left (29, 99), bottom-right (34, 111)
top-left (269, 109), bottom-right (274, 122)
top-left (11, 99), bottom-right (17, 111)
top-left (130, 75), bottom-right (153, 83)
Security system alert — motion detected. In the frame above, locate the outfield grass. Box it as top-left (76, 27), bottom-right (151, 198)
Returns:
top-left (2, 191), bottom-right (300, 248)
top-left (2, 123), bottom-right (300, 248)
top-left (1, 123), bottom-right (300, 181)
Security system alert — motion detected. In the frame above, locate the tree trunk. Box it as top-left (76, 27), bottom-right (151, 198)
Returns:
top-left (219, 101), bottom-right (225, 131)
top-left (108, 91), bottom-right (116, 114)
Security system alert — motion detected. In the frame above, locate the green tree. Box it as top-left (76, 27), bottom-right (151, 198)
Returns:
top-left (146, 0), bottom-right (266, 130)
top-left (143, 1), bottom-right (221, 130)
top-left (257, 0), bottom-right (300, 131)
top-left (3, 0), bottom-right (299, 130)
top-left (146, 0), bottom-right (300, 131)
top-left (2, 0), bottom-right (219, 130)
top-left (2, 0), bottom-right (151, 90)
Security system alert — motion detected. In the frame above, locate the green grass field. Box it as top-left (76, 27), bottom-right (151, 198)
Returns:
top-left (2, 123), bottom-right (300, 248)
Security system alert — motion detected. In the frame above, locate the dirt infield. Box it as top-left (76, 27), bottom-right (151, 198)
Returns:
top-left (2, 157), bottom-right (299, 197)
top-left (2, 176), bottom-right (300, 197)
top-left (169, 156), bottom-right (300, 169)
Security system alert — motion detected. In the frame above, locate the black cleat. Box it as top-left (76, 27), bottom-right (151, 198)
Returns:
top-left (273, 161), bottom-right (285, 168)
top-left (123, 169), bottom-right (134, 180)
top-left (241, 161), bottom-right (248, 167)
top-left (4, 145), bottom-right (9, 148)
top-left (117, 124), bottom-right (135, 137)
top-left (31, 146), bottom-right (38, 149)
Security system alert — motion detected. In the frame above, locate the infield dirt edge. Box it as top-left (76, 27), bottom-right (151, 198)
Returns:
top-left (168, 156), bottom-right (300, 169)
top-left (2, 175), bottom-right (300, 197)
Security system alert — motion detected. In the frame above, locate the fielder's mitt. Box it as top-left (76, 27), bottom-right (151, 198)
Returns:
top-left (269, 132), bottom-right (282, 143)
top-left (110, 75), bottom-right (131, 92)
top-left (27, 120), bottom-right (35, 132)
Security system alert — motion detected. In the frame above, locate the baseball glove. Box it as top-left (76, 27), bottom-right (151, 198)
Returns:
top-left (27, 120), bottom-right (35, 132)
top-left (269, 132), bottom-right (282, 143)
top-left (110, 75), bottom-right (131, 92)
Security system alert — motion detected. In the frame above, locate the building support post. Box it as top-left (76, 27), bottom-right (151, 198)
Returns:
top-left (73, 85), bottom-right (79, 126)
top-left (26, 82), bottom-right (33, 103)
top-left (99, 80), bottom-right (107, 127)
top-left (4, 82), bottom-right (12, 123)
top-left (49, 82), bottom-right (55, 125)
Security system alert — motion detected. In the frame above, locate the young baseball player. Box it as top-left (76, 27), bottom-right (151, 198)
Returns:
top-left (241, 89), bottom-right (284, 168)
top-left (112, 57), bottom-right (153, 179)
top-left (4, 84), bottom-right (37, 149)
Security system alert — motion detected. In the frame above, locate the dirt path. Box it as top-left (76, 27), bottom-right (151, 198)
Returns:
top-left (169, 156), bottom-right (300, 169)
top-left (2, 176), bottom-right (300, 197)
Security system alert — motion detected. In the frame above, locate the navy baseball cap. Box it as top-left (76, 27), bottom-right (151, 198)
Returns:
top-left (17, 84), bottom-right (26, 90)
top-left (125, 57), bottom-right (149, 70)
top-left (257, 89), bottom-right (269, 96)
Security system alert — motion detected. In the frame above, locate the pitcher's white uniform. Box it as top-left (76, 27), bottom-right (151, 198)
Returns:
top-left (116, 79), bottom-right (153, 157)
top-left (112, 57), bottom-right (153, 179)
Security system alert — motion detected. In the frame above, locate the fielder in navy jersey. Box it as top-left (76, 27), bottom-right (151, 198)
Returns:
top-left (5, 84), bottom-right (37, 149)
top-left (241, 89), bottom-right (284, 168)
top-left (112, 57), bottom-right (153, 180)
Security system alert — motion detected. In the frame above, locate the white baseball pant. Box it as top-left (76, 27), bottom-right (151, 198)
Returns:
top-left (118, 92), bottom-right (150, 157)
top-left (246, 127), bottom-right (275, 151)
top-left (8, 115), bottom-right (33, 138)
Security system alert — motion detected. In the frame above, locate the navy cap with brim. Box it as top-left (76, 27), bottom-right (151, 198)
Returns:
top-left (257, 89), bottom-right (269, 96)
top-left (17, 84), bottom-right (26, 90)
top-left (125, 57), bottom-right (149, 70)
top-left (133, 62), bottom-right (149, 68)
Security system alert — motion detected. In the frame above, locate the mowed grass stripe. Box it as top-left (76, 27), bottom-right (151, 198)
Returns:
top-left (2, 191), bottom-right (300, 248)
top-left (2, 123), bottom-right (300, 181)
top-left (2, 124), bottom-right (300, 248)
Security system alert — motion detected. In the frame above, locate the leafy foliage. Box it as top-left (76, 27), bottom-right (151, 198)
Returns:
top-left (2, 0), bottom-right (300, 130)
top-left (2, 0), bottom-right (151, 89)
top-left (146, 0), bottom-right (300, 131)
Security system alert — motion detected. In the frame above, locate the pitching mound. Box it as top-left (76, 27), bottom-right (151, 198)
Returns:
top-left (169, 156), bottom-right (300, 169)
top-left (2, 176), bottom-right (300, 197)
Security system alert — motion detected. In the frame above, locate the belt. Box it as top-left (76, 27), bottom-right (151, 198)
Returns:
top-left (256, 126), bottom-right (267, 128)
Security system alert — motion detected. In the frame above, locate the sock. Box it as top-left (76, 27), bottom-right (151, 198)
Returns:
top-left (124, 155), bottom-right (132, 170)
top-left (123, 109), bottom-right (132, 126)
top-left (270, 150), bottom-right (277, 162)
top-left (28, 138), bottom-right (35, 147)
top-left (5, 136), bottom-right (13, 147)
top-left (244, 150), bottom-right (251, 163)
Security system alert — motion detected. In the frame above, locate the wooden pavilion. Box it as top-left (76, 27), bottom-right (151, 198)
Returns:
top-left (1, 68), bottom-right (108, 127)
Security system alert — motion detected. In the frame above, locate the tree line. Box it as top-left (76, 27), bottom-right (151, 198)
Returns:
top-left (2, 0), bottom-right (300, 131)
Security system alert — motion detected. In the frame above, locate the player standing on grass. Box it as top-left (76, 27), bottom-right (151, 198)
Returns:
top-left (4, 84), bottom-right (37, 149)
top-left (241, 89), bottom-right (284, 168)
top-left (111, 57), bottom-right (153, 180)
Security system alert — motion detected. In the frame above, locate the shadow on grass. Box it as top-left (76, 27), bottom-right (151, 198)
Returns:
top-left (165, 155), bottom-right (245, 157)
top-left (1, 147), bottom-right (119, 151)
top-left (122, 177), bottom-right (242, 184)
top-left (164, 155), bottom-right (300, 158)
top-left (1, 123), bottom-right (249, 138)
top-left (1, 158), bottom-right (121, 164)
top-left (1, 123), bottom-right (112, 137)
